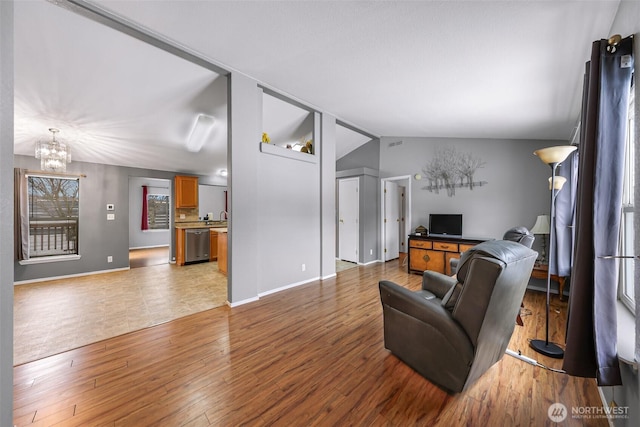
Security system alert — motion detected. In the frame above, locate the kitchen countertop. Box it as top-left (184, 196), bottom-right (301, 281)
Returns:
top-left (211, 228), bottom-right (227, 233)
top-left (175, 221), bottom-right (227, 229)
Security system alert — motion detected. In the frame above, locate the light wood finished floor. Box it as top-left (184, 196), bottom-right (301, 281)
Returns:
top-left (14, 261), bottom-right (228, 366)
top-left (13, 260), bottom-right (606, 426)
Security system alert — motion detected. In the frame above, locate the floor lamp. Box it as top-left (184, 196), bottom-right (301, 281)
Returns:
top-left (530, 145), bottom-right (576, 359)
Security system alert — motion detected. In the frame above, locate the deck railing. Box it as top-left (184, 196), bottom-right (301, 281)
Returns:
top-left (29, 219), bottom-right (78, 257)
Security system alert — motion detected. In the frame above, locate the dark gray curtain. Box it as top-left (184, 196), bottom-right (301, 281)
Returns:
top-left (563, 36), bottom-right (634, 386)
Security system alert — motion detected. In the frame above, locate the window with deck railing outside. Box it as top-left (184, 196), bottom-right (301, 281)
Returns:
top-left (619, 87), bottom-right (635, 313)
top-left (147, 194), bottom-right (170, 230)
top-left (28, 175), bottom-right (79, 258)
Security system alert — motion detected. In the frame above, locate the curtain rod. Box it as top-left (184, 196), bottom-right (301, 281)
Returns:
top-left (26, 170), bottom-right (86, 178)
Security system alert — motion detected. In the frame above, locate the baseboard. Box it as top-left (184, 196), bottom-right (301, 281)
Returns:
top-left (360, 259), bottom-right (381, 266)
top-left (321, 273), bottom-right (337, 280)
top-left (14, 266), bottom-right (131, 286)
top-left (227, 296), bottom-right (259, 307)
top-left (129, 244), bottom-right (170, 250)
top-left (259, 277), bottom-right (320, 297)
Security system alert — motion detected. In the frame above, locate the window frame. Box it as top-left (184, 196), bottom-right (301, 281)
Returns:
top-left (619, 85), bottom-right (635, 313)
top-left (145, 193), bottom-right (170, 231)
top-left (23, 173), bottom-right (80, 263)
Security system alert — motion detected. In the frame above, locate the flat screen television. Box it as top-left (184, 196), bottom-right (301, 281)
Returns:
top-left (429, 214), bottom-right (463, 236)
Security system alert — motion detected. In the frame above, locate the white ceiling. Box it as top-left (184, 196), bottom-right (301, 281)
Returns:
top-left (14, 0), bottom-right (623, 175)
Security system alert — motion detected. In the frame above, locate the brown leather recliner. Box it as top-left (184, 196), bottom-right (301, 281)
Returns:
top-left (379, 240), bottom-right (537, 393)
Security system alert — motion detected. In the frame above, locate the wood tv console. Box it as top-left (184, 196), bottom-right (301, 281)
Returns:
top-left (408, 234), bottom-right (488, 276)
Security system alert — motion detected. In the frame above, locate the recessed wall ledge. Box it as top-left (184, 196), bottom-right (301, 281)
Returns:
top-left (259, 142), bottom-right (317, 164)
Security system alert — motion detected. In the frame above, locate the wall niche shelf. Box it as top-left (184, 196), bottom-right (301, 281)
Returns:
top-left (259, 142), bottom-right (317, 164)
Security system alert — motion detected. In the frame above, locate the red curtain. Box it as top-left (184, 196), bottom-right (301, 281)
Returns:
top-left (141, 185), bottom-right (149, 230)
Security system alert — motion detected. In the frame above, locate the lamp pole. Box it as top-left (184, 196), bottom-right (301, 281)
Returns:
top-left (530, 145), bottom-right (575, 359)
top-left (530, 162), bottom-right (564, 358)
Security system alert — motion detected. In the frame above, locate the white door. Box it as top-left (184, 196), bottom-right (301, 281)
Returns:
top-left (338, 178), bottom-right (359, 263)
top-left (384, 181), bottom-right (400, 261)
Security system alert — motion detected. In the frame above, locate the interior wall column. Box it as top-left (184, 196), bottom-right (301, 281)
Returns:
top-left (227, 72), bottom-right (260, 304)
top-left (320, 113), bottom-right (336, 279)
top-left (0, 0), bottom-right (15, 424)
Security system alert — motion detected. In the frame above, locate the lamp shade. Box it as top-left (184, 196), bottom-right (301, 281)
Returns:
top-left (548, 175), bottom-right (567, 190)
top-left (534, 145), bottom-right (577, 164)
top-left (530, 214), bottom-right (550, 235)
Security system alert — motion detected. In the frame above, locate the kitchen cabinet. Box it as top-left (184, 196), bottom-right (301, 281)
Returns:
top-left (218, 230), bottom-right (228, 275)
top-left (209, 230), bottom-right (219, 261)
top-left (175, 175), bottom-right (199, 208)
top-left (176, 228), bottom-right (186, 265)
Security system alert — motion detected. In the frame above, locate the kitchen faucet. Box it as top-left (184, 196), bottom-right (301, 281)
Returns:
top-left (219, 211), bottom-right (228, 221)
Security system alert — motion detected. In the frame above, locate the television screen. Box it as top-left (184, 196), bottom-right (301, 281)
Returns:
top-left (429, 214), bottom-right (463, 235)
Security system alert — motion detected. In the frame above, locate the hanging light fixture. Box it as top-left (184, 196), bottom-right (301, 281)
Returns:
top-left (35, 128), bottom-right (71, 172)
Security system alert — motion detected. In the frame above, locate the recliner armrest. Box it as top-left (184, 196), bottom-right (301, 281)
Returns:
top-left (422, 271), bottom-right (457, 299)
top-left (379, 280), bottom-right (470, 344)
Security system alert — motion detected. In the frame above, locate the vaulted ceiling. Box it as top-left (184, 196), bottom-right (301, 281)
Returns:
top-left (13, 0), bottom-right (622, 176)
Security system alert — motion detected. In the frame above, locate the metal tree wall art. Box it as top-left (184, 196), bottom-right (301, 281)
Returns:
top-left (422, 147), bottom-right (487, 197)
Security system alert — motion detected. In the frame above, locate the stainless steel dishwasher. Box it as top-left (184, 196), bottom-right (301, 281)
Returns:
top-left (185, 228), bottom-right (210, 263)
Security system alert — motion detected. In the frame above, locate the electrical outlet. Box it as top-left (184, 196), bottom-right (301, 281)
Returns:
top-left (107, 256), bottom-right (113, 263)
top-left (107, 213), bottom-right (115, 220)
top-left (301, 263), bottom-right (306, 272)
top-left (370, 249), bottom-right (373, 255)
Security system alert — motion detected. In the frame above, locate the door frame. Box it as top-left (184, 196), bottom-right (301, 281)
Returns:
top-left (380, 175), bottom-right (412, 262)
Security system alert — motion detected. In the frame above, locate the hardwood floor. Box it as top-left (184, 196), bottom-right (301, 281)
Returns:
top-left (13, 260), bottom-right (607, 426)
top-left (129, 247), bottom-right (170, 269)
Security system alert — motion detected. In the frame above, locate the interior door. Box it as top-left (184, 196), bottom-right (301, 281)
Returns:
top-left (338, 178), bottom-right (359, 263)
top-left (384, 181), bottom-right (400, 261)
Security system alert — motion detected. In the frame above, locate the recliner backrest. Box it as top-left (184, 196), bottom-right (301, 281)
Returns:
top-left (502, 226), bottom-right (534, 248)
top-left (452, 240), bottom-right (537, 346)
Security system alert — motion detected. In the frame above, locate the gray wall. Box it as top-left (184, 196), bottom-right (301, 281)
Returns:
top-left (13, 155), bottom-right (178, 282)
top-left (0, 1), bottom-right (13, 423)
top-left (336, 138), bottom-right (380, 170)
top-left (128, 176), bottom-right (171, 249)
top-left (379, 137), bottom-right (555, 242)
top-left (198, 184), bottom-right (227, 220)
top-left (257, 146), bottom-right (321, 291)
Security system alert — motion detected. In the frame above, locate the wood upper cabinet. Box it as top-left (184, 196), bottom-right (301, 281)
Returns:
top-left (175, 175), bottom-right (199, 208)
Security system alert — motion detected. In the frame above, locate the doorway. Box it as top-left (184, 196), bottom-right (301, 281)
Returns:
top-left (338, 177), bottom-right (359, 263)
top-left (381, 176), bottom-right (411, 263)
top-left (129, 177), bottom-right (171, 268)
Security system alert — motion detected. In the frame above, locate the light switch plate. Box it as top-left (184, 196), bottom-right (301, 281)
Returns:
top-left (106, 204), bottom-right (115, 211)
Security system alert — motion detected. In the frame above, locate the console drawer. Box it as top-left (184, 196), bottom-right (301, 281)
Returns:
top-left (410, 240), bottom-right (432, 249)
top-left (433, 242), bottom-right (458, 252)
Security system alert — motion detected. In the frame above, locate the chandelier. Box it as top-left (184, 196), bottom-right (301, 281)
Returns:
top-left (35, 128), bottom-right (71, 172)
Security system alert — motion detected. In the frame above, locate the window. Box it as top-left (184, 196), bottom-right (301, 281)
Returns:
top-left (146, 194), bottom-right (170, 230)
top-left (619, 86), bottom-right (635, 312)
top-left (27, 175), bottom-right (79, 258)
